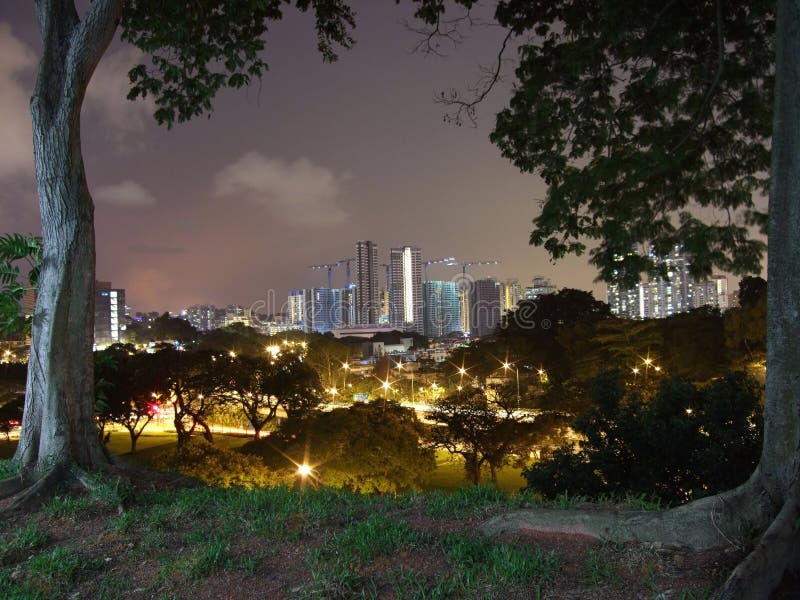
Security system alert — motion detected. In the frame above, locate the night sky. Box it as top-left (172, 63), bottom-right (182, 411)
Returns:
top-left (2, 3), bottom-right (618, 313)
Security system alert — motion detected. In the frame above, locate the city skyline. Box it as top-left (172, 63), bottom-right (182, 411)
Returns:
top-left (0, 4), bottom-right (604, 314)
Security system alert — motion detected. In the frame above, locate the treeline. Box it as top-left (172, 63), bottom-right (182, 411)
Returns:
top-left (446, 277), bottom-right (766, 414)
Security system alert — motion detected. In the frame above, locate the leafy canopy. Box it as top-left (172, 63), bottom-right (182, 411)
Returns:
top-left (490, 1), bottom-right (774, 285)
top-left (0, 234), bottom-right (41, 337)
top-left (121, 0), bottom-right (356, 127)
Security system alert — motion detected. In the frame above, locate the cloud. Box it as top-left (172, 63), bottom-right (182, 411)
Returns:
top-left (94, 180), bottom-right (157, 207)
top-left (84, 47), bottom-right (155, 141)
top-left (214, 152), bottom-right (349, 227)
top-left (0, 22), bottom-right (35, 181)
top-left (128, 244), bottom-right (185, 255)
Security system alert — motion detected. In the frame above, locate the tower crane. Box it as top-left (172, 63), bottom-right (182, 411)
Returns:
top-left (446, 259), bottom-right (500, 278)
top-left (307, 263), bottom-right (339, 289)
top-left (337, 257), bottom-right (355, 288)
top-left (423, 256), bottom-right (456, 281)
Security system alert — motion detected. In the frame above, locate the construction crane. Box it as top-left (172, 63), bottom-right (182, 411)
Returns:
top-left (423, 256), bottom-right (456, 281)
top-left (308, 263), bottom-right (339, 289)
top-left (337, 258), bottom-right (355, 288)
top-left (446, 259), bottom-right (500, 278)
top-left (446, 260), bottom-right (500, 335)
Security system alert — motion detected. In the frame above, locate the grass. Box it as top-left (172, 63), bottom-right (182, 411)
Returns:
top-left (0, 481), bottom-right (738, 599)
top-left (0, 434), bottom-right (735, 598)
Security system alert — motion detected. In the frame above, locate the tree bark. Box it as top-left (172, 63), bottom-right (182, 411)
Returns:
top-left (15, 0), bottom-right (123, 473)
top-left (761, 0), bottom-right (800, 504)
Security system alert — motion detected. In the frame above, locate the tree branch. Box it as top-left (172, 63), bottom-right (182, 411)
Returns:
top-left (435, 28), bottom-right (514, 126)
top-left (404, 7), bottom-right (480, 57)
top-left (64, 0), bottom-right (123, 104)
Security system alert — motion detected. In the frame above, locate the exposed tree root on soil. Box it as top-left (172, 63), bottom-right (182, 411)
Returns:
top-left (480, 476), bottom-right (798, 598)
top-left (711, 482), bottom-right (800, 599)
top-left (0, 459), bottom-right (201, 517)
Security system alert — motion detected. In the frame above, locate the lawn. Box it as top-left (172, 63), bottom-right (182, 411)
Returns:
top-left (0, 479), bottom-right (734, 599)
top-left (2, 431), bottom-right (527, 492)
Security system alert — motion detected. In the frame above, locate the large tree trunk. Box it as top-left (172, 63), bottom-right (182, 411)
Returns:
top-left (761, 0), bottom-right (800, 506)
top-left (12, 0), bottom-right (122, 474)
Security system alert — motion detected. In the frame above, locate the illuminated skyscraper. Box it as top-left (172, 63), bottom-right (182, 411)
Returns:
top-left (355, 240), bottom-right (379, 325)
top-left (389, 245), bottom-right (423, 333)
top-left (184, 304), bottom-right (219, 331)
top-left (94, 280), bottom-right (125, 347)
top-left (502, 278), bottom-right (522, 312)
top-left (288, 290), bottom-right (305, 327)
top-left (290, 288), bottom-right (338, 333)
top-left (692, 275), bottom-right (729, 311)
top-left (606, 244), bottom-right (717, 319)
top-left (423, 281), bottom-right (461, 337)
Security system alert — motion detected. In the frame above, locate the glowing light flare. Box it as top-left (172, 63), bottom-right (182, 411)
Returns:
top-left (297, 464), bottom-right (312, 477)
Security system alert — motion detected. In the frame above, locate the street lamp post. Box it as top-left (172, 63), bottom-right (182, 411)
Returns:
top-left (342, 361), bottom-right (349, 389)
top-left (503, 361), bottom-right (521, 410)
top-left (381, 379), bottom-right (391, 413)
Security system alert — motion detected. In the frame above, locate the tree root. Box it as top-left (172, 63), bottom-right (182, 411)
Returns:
top-left (480, 476), bottom-right (800, 597)
top-left (2, 463), bottom-right (68, 514)
top-left (0, 473), bottom-right (28, 500)
top-left (711, 482), bottom-right (800, 599)
top-left (0, 461), bottom-right (135, 516)
top-left (481, 480), bottom-right (770, 551)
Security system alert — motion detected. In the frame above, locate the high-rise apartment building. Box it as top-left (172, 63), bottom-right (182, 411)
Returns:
top-left (334, 285), bottom-right (356, 328)
top-left (469, 278), bottom-right (502, 338)
top-left (502, 278), bottom-right (522, 312)
top-left (607, 244), bottom-right (727, 319)
top-left (305, 288), bottom-right (337, 333)
top-left (423, 281), bottom-right (461, 337)
top-left (355, 240), bottom-right (380, 325)
top-left (288, 290), bottom-right (305, 327)
top-left (524, 276), bottom-right (557, 300)
top-left (389, 246), bottom-right (423, 333)
top-left (692, 275), bottom-right (729, 311)
top-left (224, 305), bottom-right (249, 327)
top-left (94, 280), bottom-right (126, 347)
top-left (184, 304), bottom-right (221, 331)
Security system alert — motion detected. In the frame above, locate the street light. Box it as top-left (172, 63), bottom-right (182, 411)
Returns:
top-left (502, 360), bottom-right (521, 409)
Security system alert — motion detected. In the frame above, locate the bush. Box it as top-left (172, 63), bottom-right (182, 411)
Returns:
top-left (243, 401), bottom-right (435, 494)
top-left (149, 438), bottom-right (291, 488)
top-left (523, 371), bottom-right (762, 504)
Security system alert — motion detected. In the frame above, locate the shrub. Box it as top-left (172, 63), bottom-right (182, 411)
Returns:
top-left (149, 438), bottom-right (291, 488)
top-left (523, 371), bottom-right (762, 504)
